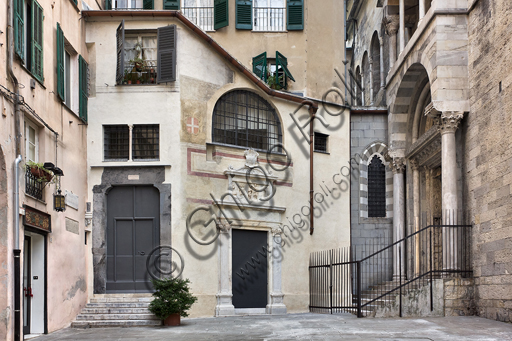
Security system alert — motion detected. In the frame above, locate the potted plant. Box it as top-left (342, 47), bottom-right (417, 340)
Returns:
top-left (267, 73), bottom-right (284, 90)
top-left (26, 161), bottom-right (54, 183)
top-left (148, 278), bottom-right (197, 326)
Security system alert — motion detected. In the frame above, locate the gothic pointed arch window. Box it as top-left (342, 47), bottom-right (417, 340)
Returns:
top-left (368, 155), bottom-right (386, 217)
top-left (212, 90), bottom-right (282, 152)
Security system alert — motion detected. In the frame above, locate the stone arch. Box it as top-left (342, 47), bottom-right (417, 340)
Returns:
top-left (370, 31), bottom-right (381, 102)
top-left (355, 66), bottom-right (362, 106)
top-left (362, 52), bottom-right (370, 106)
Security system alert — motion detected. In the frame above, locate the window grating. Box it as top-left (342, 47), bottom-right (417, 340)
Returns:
top-left (132, 124), bottom-right (159, 160)
top-left (104, 125), bottom-right (129, 160)
top-left (314, 132), bottom-right (328, 153)
top-left (25, 166), bottom-right (44, 201)
top-left (368, 155), bottom-right (386, 217)
top-left (212, 90), bottom-right (282, 152)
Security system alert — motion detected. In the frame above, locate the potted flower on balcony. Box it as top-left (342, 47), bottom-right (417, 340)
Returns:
top-left (148, 278), bottom-right (197, 326)
top-left (26, 161), bottom-right (54, 183)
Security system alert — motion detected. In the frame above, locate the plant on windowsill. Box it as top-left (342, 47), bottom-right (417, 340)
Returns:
top-left (148, 278), bottom-right (197, 326)
top-left (267, 73), bottom-right (284, 90)
top-left (26, 161), bottom-right (54, 183)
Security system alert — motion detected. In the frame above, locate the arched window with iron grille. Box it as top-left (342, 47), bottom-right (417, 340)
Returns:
top-left (212, 90), bottom-right (282, 151)
top-left (368, 155), bottom-right (386, 217)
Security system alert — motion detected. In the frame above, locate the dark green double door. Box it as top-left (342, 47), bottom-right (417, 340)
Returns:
top-left (106, 186), bottom-right (160, 293)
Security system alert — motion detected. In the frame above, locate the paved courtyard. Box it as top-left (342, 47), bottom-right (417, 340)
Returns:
top-left (33, 313), bottom-right (512, 341)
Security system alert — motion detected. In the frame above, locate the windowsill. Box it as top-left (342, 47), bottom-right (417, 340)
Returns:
top-left (62, 102), bottom-right (79, 117)
top-left (207, 142), bottom-right (286, 157)
top-left (313, 150), bottom-right (330, 155)
top-left (19, 63), bottom-right (45, 89)
top-left (252, 30), bottom-right (288, 33)
top-left (91, 163), bottom-right (170, 168)
top-left (118, 83), bottom-right (159, 86)
top-left (102, 159), bottom-right (160, 162)
top-left (25, 193), bottom-right (47, 205)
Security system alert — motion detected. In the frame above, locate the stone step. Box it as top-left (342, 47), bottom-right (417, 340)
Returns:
top-left (71, 319), bottom-right (162, 328)
top-left (85, 302), bottom-right (150, 308)
top-left (81, 307), bottom-right (151, 314)
top-left (89, 297), bottom-right (153, 303)
top-left (93, 293), bottom-right (153, 298)
top-left (76, 313), bottom-right (159, 321)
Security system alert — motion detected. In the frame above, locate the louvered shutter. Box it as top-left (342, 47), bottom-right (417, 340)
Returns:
top-left (252, 52), bottom-right (267, 82)
top-left (287, 0), bottom-right (303, 30)
top-left (116, 21), bottom-right (125, 85)
top-left (79, 55), bottom-right (89, 123)
top-left (276, 51), bottom-right (295, 88)
top-left (236, 0), bottom-right (252, 30)
top-left (105, 0), bottom-right (112, 10)
top-left (143, 0), bottom-right (154, 9)
top-left (57, 23), bottom-right (65, 101)
top-left (14, 0), bottom-right (24, 61)
top-left (163, 0), bottom-right (180, 9)
top-left (214, 0), bottom-right (229, 30)
top-left (157, 25), bottom-right (177, 83)
top-left (32, 1), bottom-right (44, 82)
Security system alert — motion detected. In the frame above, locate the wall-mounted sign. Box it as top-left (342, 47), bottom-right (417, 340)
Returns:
top-left (65, 190), bottom-right (79, 210)
top-left (23, 205), bottom-right (51, 233)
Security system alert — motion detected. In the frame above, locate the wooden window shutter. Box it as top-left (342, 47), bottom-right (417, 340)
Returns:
top-left (32, 1), bottom-right (44, 82)
top-left (276, 51), bottom-right (295, 88)
top-left (252, 52), bottom-right (267, 82)
top-left (287, 0), bottom-right (304, 30)
top-left (105, 0), bottom-right (112, 9)
top-left (57, 23), bottom-right (65, 101)
top-left (116, 20), bottom-right (125, 85)
top-left (157, 25), bottom-right (177, 83)
top-left (214, 0), bottom-right (229, 30)
top-left (143, 0), bottom-right (154, 9)
top-left (14, 0), bottom-right (24, 61)
top-left (236, 0), bottom-right (252, 30)
top-left (163, 0), bottom-right (180, 10)
top-left (79, 55), bottom-right (89, 123)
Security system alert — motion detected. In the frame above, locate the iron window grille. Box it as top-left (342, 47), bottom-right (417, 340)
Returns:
top-left (104, 125), bottom-right (129, 160)
top-left (25, 166), bottom-right (44, 201)
top-left (314, 132), bottom-right (328, 153)
top-left (212, 90), bottom-right (282, 152)
top-left (132, 124), bottom-right (159, 160)
top-left (368, 155), bottom-right (386, 217)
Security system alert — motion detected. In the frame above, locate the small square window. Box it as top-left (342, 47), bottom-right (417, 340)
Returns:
top-left (132, 125), bottom-right (159, 160)
top-left (314, 132), bottom-right (328, 153)
top-left (104, 125), bottom-right (129, 161)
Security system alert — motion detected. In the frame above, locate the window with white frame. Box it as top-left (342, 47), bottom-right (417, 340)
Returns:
top-left (25, 121), bottom-right (38, 162)
top-left (183, 0), bottom-right (214, 31)
top-left (123, 33), bottom-right (158, 84)
top-left (113, 0), bottom-right (143, 9)
top-left (253, 0), bottom-right (285, 31)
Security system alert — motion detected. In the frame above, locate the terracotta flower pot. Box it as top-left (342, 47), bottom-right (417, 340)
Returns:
top-left (30, 167), bottom-right (52, 182)
top-left (163, 313), bottom-right (180, 326)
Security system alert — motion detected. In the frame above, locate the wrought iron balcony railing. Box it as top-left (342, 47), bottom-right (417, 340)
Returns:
top-left (182, 7), bottom-right (214, 31)
top-left (253, 7), bottom-right (285, 32)
top-left (25, 166), bottom-right (45, 201)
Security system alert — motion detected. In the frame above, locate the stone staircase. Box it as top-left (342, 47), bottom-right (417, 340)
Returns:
top-left (71, 294), bottom-right (162, 328)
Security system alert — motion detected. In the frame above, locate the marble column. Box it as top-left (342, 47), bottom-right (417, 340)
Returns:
top-left (369, 56), bottom-right (374, 105)
top-left (392, 157), bottom-right (406, 279)
top-left (399, 0), bottom-right (405, 53)
top-left (379, 37), bottom-right (385, 89)
top-left (437, 112), bottom-right (464, 270)
top-left (215, 226), bottom-right (235, 316)
top-left (411, 159), bottom-right (420, 276)
top-left (267, 232), bottom-right (286, 314)
top-left (384, 16), bottom-right (399, 69)
top-left (419, 0), bottom-right (426, 21)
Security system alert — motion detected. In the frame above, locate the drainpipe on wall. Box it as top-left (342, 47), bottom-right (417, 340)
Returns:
top-left (309, 106), bottom-right (317, 235)
top-left (8, 0), bottom-right (23, 339)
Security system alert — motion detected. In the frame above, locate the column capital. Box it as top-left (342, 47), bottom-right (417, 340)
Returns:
top-left (391, 157), bottom-right (406, 174)
top-left (437, 112), bottom-right (464, 135)
top-left (379, 36), bottom-right (384, 46)
top-left (383, 15), bottom-right (400, 35)
top-left (410, 159), bottom-right (420, 171)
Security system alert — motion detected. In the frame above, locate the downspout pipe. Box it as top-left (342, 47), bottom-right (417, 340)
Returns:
top-left (13, 155), bottom-right (22, 341)
top-left (309, 107), bottom-right (317, 235)
top-left (7, 0), bottom-right (22, 156)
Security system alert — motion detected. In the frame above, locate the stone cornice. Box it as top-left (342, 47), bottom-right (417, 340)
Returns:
top-left (406, 126), bottom-right (442, 168)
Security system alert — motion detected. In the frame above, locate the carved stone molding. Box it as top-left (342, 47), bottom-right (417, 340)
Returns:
top-left (383, 15), bottom-right (400, 35)
top-left (437, 112), bottom-right (464, 135)
top-left (424, 102), bottom-right (440, 118)
top-left (391, 157), bottom-right (406, 174)
top-left (410, 159), bottom-right (420, 171)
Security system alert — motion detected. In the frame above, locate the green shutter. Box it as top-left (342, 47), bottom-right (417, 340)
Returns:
top-left (143, 0), bottom-right (154, 9)
top-left (105, 0), bottom-right (112, 9)
top-left (116, 21), bottom-right (125, 85)
top-left (32, 1), bottom-right (44, 82)
top-left (14, 0), bottom-right (24, 61)
top-left (79, 55), bottom-right (89, 123)
top-left (276, 51), bottom-right (295, 88)
top-left (163, 0), bottom-right (180, 10)
top-left (214, 0), bottom-right (229, 30)
top-left (252, 52), bottom-right (267, 82)
top-left (157, 25), bottom-right (177, 83)
top-left (236, 0), bottom-right (252, 30)
top-left (287, 0), bottom-right (303, 30)
top-left (57, 23), bottom-right (65, 101)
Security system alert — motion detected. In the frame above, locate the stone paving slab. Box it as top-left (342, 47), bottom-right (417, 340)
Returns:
top-left (33, 313), bottom-right (512, 341)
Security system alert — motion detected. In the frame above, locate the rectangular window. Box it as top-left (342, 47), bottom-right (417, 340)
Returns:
top-left (25, 121), bottom-right (38, 162)
top-left (65, 50), bottom-right (71, 105)
top-left (183, 0), bottom-right (214, 31)
top-left (314, 132), bottom-right (328, 153)
top-left (22, 0), bottom-right (44, 82)
top-left (104, 125), bottom-right (129, 160)
top-left (122, 33), bottom-right (158, 85)
top-left (253, 0), bottom-right (285, 32)
top-left (113, 0), bottom-right (144, 9)
top-left (132, 125), bottom-right (159, 160)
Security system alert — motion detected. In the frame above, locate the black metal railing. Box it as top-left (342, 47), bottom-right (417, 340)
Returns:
top-left (122, 65), bottom-right (158, 85)
top-left (183, 7), bottom-right (214, 31)
top-left (253, 7), bottom-right (285, 31)
top-left (25, 166), bottom-right (45, 201)
top-left (309, 215), bottom-right (472, 317)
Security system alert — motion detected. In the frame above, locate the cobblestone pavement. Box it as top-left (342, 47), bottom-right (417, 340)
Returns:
top-left (33, 313), bottom-right (512, 341)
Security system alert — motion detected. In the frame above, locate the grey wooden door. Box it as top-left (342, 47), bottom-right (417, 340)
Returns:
top-left (106, 186), bottom-right (160, 293)
top-left (232, 229), bottom-right (268, 308)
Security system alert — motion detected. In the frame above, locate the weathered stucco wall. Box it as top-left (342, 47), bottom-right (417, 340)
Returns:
top-left (466, 0), bottom-right (512, 323)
